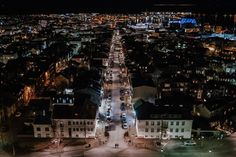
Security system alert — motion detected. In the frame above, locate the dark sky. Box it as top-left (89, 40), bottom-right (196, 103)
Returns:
top-left (0, 0), bottom-right (235, 14)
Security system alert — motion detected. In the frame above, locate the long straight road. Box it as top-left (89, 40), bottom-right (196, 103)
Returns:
top-left (84, 30), bottom-right (139, 157)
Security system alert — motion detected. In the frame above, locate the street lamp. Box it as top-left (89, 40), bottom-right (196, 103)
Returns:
top-left (209, 150), bottom-right (212, 157)
top-left (161, 149), bottom-right (164, 157)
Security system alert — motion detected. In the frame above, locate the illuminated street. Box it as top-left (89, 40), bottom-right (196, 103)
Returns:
top-left (0, 12), bottom-right (236, 157)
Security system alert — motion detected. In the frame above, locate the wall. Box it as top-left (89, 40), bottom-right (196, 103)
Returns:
top-left (137, 119), bottom-right (192, 139)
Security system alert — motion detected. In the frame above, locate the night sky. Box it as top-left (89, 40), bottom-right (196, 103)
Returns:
top-left (0, 0), bottom-right (235, 14)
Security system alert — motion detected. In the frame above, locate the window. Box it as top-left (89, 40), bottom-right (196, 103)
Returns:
top-left (176, 121), bottom-right (179, 126)
top-left (170, 121), bottom-right (174, 125)
top-left (181, 128), bottom-right (184, 132)
top-left (36, 127), bottom-right (41, 131)
top-left (45, 127), bottom-right (49, 131)
top-left (73, 121), bottom-right (75, 125)
top-left (60, 123), bottom-right (64, 127)
top-left (145, 128), bottom-right (148, 132)
top-left (157, 128), bottom-right (160, 132)
top-left (157, 121), bottom-right (160, 125)
top-left (80, 121), bottom-right (83, 125)
top-left (175, 128), bottom-right (179, 132)
top-left (151, 121), bottom-right (154, 126)
top-left (170, 128), bottom-right (173, 132)
top-left (151, 128), bottom-right (154, 132)
top-left (80, 128), bottom-right (83, 131)
top-left (87, 128), bottom-right (90, 131)
top-left (37, 133), bottom-right (41, 137)
top-left (87, 122), bottom-right (90, 125)
top-left (73, 128), bottom-right (75, 131)
top-left (146, 121), bottom-right (149, 126)
top-left (68, 121), bottom-right (71, 125)
top-left (90, 122), bottom-right (93, 125)
top-left (91, 128), bottom-right (94, 131)
top-left (76, 128), bottom-right (79, 131)
top-left (76, 121), bottom-right (79, 125)
top-left (182, 121), bottom-right (185, 126)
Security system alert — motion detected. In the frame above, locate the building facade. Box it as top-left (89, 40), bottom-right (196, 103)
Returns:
top-left (136, 119), bottom-right (192, 139)
top-left (52, 119), bottom-right (97, 138)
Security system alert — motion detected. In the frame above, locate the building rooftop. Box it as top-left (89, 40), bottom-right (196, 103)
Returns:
top-left (134, 99), bottom-right (193, 120)
top-left (34, 112), bottom-right (52, 125)
top-left (52, 94), bottom-right (97, 119)
top-left (29, 98), bottom-right (51, 112)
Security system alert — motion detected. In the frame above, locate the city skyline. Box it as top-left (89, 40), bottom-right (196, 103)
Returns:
top-left (0, 12), bottom-right (236, 157)
top-left (0, 0), bottom-right (236, 14)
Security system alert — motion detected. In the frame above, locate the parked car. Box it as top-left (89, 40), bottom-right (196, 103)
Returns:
top-left (121, 113), bottom-right (126, 119)
top-left (184, 140), bottom-right (196, 146)
top-left (120, 96), bottom-right (124, 101)
top-left (120, 103), bottom-right (125, 111)
top-left (122, 122), bottom-right (128, 129)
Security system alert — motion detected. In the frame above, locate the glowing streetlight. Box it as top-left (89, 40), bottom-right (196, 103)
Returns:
top-left (209, 150), bottom-right (212, 157)
top-left (160, 149), bottom-right (164, 157)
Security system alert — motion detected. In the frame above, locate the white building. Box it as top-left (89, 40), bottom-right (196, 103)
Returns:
top-left (52, 94), bottom-right (98, 138)
top-left (33, 93), bottom-right (99, 139)
top-left (134, 99), bottom-right (193, 139)
top-left (33, 114), bottom-right (53, 138)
